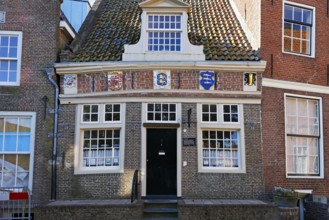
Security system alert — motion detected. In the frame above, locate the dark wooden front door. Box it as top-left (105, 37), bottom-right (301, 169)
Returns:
top-left (147, 128), bottom-right (177, 196)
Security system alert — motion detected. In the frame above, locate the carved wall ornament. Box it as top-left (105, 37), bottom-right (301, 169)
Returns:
top-left (108, 71), bottom-right (124, 91)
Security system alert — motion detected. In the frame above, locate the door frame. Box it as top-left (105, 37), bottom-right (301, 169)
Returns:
top-left (141, 103), bottom-right (182, 197)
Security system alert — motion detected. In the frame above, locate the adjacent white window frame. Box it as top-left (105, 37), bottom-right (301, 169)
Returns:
top-left (282, 1), bottom-right (315, 58)
top-left (197, 104), bottom-right (246, 173)
top-left (0, 31), bottom-right (23, 86)
top-left (74, 104), bottom-right (125, 174)
top-left (284, 93), bottom-right (324, 178)
top-left (0, 112), bottom-right (35, 191)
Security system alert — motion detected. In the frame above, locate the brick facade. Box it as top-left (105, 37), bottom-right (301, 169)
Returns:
top-left (0, 0), bottom-right (62, 205)
top-left (260, 0), bottom-right (329, 197)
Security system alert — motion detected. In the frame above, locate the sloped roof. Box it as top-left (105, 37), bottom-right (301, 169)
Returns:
top-left (69, 0), bottom-right (260, 62)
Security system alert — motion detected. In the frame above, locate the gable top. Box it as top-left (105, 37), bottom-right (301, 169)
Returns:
top-left (67, 0), bottom-right (260, 62)
top-left (139, 0), bottom-right (191, 10)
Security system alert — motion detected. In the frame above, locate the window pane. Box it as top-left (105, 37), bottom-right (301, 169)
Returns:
top-left (292, 38), bottom-right (301, 53)
top-left (9, 48), bottom-right (17, 58)
top-left (9, 36), bottom-right (18, 47)
top-left (0, 36), bottom-right (9, 46)
top-left (294, 7), bottom-right (302, 22)
top-left (284, 5), bottom-right (293, 20)
top-left (303, 9), bottom-right (312, 24)
top-left (0, 48), bottom-right (7, 57)
top-left (284, 23), bottom-right (292, 36)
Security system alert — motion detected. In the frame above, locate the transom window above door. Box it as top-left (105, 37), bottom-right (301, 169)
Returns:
top-left (147, 103), bottom-right (177, 122)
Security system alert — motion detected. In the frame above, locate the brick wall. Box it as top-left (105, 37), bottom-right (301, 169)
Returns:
top-left (178, 202), bottom-right (298, 220)
top-left (0, 0), bottom-right (62, 205)
top-left (56, 103), bottom-right (142, 200)
top-left (33, 203), bottom-right (143, 220)
top-left (261, 0), bottom-right (329, 84)
top-left (182, 104), bottom-right (264, 199)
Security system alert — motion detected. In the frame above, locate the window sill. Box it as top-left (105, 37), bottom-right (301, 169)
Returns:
top-left (74, 167), bottom-right (124, 175)
top-left (286, 174), bottom-right (323, 179)
top-left (0, 82), bottom-right (20, 86)
top-left (282, 51), bottom-right (315, 59)
top-left (198, 167), bottom-right (246, 174)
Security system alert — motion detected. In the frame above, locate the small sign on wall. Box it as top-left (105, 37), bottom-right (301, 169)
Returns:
top-left (153, 70), bottom-right (171, 89)
top-left (183, 138), bottom-right (196, 146)
top-left (199, 71), bottom-right (215, 90)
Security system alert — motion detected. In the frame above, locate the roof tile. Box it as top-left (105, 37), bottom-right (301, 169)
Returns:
top-left (70, 0), bottom-right (259, 62)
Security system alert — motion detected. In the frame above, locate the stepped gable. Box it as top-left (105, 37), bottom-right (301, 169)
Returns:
top-left (70, 0), bottom-right (259, 62)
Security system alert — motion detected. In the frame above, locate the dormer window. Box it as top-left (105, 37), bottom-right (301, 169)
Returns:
top-left (147, 14), bottom-right (182, 52)
top-left (123, 0), bottom-right (204, 61)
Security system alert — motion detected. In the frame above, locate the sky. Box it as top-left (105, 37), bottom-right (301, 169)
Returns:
top-left (61, 0), bottom-right (96, 32)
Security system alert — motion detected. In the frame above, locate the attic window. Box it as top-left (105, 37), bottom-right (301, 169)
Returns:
top-left (147, 14), bottom-right (182, 52)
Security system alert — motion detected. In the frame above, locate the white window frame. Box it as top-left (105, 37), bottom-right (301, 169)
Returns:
top-left (81, 104), bottom-right (100, 124)
top-left (103, 103), bottom-right (122, 123)
top-left (222, 104), bottom-right (240, 124)
top-left (201, 104), bottom-right (218, 123)
top-left (0, 111), bottom-right (35, 191)
top-left (0, 31), bottom-right (23, 86)
top-left (197, 104), bottom-right (246, 173)
top-left (74, 104), bottom-right (125, 174)
top-left (146, 103), bottom-right (179, 123)
top-left (147, 14), bottom-right (182, 52)
top-left (284, 93), bottom-right (324, 178)
top-left (282, 1), bottom-right (315, 58)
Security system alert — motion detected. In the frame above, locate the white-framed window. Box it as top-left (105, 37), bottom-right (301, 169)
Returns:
top-left (202, 130), bottom-right (239, 168)
top-left (202, 104), bottom-right (217, 122)
top-left (285, 94), bottom-right (323, 178)
top-left (104, 104), bottom-right (121, 122)
top-left (223, 104), bottom-right (239, 123)
top-left (75, 104), bottom-right (125, 174)
top-left (0, 112), bottom-right (35, 190)
top-left (198, 104), bottom-right (245, 173)
top-left (147, 14), bottom-right (182, 52)
top-left (147, 103), bottom-right (177, 122)
top-left (0, 31), bottom-right (23, 86)
top-left (82, 104), bottom-right (99, 123)
top-left (283, 1), bottom-right (315, 57)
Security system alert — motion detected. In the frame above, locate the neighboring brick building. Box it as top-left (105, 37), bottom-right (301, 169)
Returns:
top-left (0, 0), bottom-right (75, 217)
top-left (232, 0), bottom-right (329, 218)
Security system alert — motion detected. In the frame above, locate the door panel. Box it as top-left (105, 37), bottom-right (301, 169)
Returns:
top-left (147, 129), bottom-right (177, 195)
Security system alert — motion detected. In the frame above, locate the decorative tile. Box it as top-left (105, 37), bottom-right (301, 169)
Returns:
top-left (153, 70), bottom-right (171, 89)
top-left (243, 72), bottom-right (257, 91)
top-left (199, 71), bottom-right (215, 90)
top-left (108, 71), bottom-right (124, 91)
top-left (63, 74), bottom-right (77, 94)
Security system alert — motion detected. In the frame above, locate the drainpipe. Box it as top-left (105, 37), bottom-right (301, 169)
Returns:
top-left (45, 67), bottom-right (59, 201)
